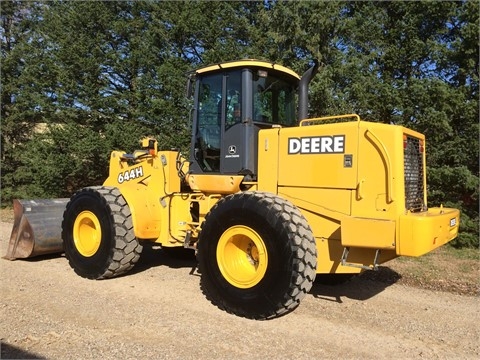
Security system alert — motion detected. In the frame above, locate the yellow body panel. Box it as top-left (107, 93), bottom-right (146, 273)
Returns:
top-left (257, 129), bottom-right (280, 193)
top-left (187, 174), bottom-right (244, 194)
top-left (341, 217), bottom-right (396, 249)
top-left (103, 145), bottom-right (224, 246)
top-left (103, 150), bottom-right (179, 241)
top-left (398, 207), bottom-right (460, 256)
top-left (315, 239), bottom-right (398, 274)
top-left (277, 121), bottom-right (359, 190)
top-left (257, 115), bottom-right (459, 273)
top-left (103, 151), bottom-right (162, 239)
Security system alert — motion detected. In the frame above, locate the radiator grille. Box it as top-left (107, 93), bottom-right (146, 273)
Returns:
top-left (404, 136), bottom-right (425, 212)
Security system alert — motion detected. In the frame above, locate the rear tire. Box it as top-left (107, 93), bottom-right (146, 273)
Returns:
top-left (62, 186), bottom-right (142, 279)
top-left (197, 192), bottom-right (317, 319)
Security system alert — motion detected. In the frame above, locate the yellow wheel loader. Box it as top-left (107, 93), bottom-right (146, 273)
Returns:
top-left (5, 59), bottom-right (460, 319)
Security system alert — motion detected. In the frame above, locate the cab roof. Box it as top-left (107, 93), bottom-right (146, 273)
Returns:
top-left (194, 59), bottom-right (301, 80)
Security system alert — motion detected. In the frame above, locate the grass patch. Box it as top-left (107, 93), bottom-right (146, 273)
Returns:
top-left (445, 246), bottom-right (479, 260)
top-left (0, 207), bottom-right (14, 222)
top-left (386, 246), bottom-right (479, 296)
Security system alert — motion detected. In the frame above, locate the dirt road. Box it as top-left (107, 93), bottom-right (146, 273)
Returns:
top-left (0, 221), bottom-right (478, 359)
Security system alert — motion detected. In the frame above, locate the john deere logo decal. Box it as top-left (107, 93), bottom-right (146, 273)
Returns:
top-left (288, 135), bottom-right (345, 154)
top-left (226, 145), bottom-right (239, 158)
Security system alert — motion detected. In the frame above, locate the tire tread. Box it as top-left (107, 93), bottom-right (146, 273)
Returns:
top-left (63, 186), bottom-right (142, 280)
top-left (199, 191), bottom-right (317, 319)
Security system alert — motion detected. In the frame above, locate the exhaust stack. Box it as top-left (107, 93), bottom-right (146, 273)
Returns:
top-left (298, 60), bottom-right (319, 122)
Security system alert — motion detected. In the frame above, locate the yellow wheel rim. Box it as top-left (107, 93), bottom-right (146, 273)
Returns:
top-left (73, 211), bottom-right (102, 257)
top-left (216, 225), bottom-right (268, 289)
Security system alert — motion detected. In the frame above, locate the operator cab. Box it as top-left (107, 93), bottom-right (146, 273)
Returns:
top-left (187, 60), bottom-right (300, 178)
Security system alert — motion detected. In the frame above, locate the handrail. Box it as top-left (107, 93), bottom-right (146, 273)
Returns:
top-left (364, 129), bottom-right (394, 203)
top-left (300, 113), bottom-right (361, 126)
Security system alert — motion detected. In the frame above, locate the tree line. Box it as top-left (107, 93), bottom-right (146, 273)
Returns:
top-left (1, 1), bottom-right (478, 247)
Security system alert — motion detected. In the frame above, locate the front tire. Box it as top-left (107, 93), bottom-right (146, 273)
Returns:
top-left (62, 186), bottom-right (142, 279)
top-left (197, 192), bottom-right (317, 319)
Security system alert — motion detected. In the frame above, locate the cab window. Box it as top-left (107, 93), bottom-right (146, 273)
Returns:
top-left (195, 73), bottom-right (222, 171)
top-left (252, 71), bottom-right (296, 126)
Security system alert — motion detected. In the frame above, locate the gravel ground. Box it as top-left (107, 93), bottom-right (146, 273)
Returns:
top-left (0, 220), bottom-right (479, 359)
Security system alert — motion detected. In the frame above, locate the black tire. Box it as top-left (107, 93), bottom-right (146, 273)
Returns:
top-left (62, 186), bottom-right (143, 279)
top-left (197, 191), bottom-right (317, 319)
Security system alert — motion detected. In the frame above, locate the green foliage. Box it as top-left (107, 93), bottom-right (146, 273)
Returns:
top-left (1, 0), bottom-right (478, 247)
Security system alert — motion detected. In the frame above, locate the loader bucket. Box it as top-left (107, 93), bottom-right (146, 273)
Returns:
top-left (3, 198), bottom-right (70, 260)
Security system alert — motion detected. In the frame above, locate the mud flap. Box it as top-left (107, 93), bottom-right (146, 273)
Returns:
top-left (3, 198), bottom-right (69, 260)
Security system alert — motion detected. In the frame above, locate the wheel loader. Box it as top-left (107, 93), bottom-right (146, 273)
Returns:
top-left (5, 59), bottom-right (460, 319)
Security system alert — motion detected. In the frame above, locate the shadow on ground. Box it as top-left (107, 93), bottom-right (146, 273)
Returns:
top-left (8, 252), bottom-right (64, 262)
top-left (133, 244), bottom-right (403, 306)
top-left (1, 342), bottom-right (45, 360)
top-left (309, 267), bottom-right (402, 303)
top-left (6, 241), bottom-right (198, 275)
top-left (130, 242), bottom-right (198, 275)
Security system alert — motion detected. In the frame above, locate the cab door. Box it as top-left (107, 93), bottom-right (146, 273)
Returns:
top-left (190, 70), bottom-right (244, 174)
